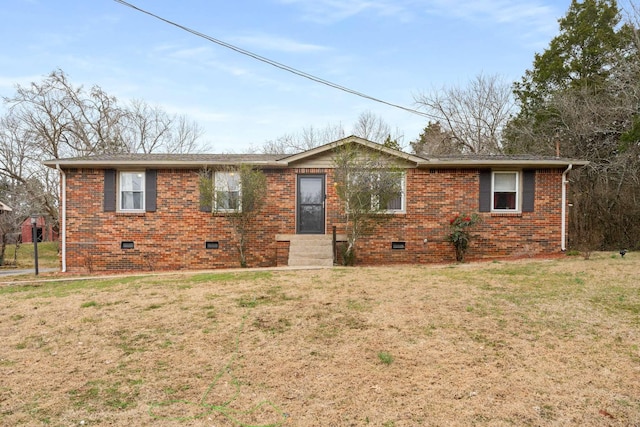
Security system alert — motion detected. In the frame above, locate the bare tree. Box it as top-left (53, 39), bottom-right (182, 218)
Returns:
top-left (123, 99), bottom-right (172, 154)
top-left (0, 181), bottom-right (33, 266)
top-left (0, 115), bottom-right (57, 220)
top-left (0, 69), bottom-right (206, 231)
top-left (123, 100), bottom-right (204, 154)
top-left (200, 164), bottom-right (267, 267)
top-left (261, 123), bottom-right (345, 154)
top-left (169, 115), bottom-right (204, 154)
top-left (351, 110), bottom-right (397, 144)
top-left (260, 112), bottom-right (403, 155)
top-left (414, 73), bottom-right (515, 154)
top-left (4, 70), bottom-right (130, 157)
top-left (332, 143), bottom-right (403, 265)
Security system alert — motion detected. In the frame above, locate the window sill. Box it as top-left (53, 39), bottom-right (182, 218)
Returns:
top-left (490, 211), bottom-right (522, 218)
top-left (368, 211), bottom-right (406, 217)
top-left (115, 211), bottom-right (146, 217)
top-left (211, 211), bottom-right (242, 217)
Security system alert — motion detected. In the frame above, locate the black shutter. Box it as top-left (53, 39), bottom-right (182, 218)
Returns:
top-left (478, 169), bottom-right (491, 212)
top-left (522, 169), bottom-right (535, 212)
top-left (104, 169), bottom-right (116, 212)
top-left (200, 170), bottom-right (213, 212)
top-left (145, 169), bottom-right (157, 212)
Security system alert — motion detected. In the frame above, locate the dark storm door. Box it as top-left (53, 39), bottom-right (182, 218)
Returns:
top-left (297, 175), bottom-right (325, 234)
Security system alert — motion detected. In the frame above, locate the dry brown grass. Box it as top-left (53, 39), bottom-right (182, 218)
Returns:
top-left (1, 253), bottom-right (639, 426)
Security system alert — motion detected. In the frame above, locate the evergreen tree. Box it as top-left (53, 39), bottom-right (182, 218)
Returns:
top-left (505, 0), bottom-right (640, 251)
top-left (513, 0), bottom-right (631, 119)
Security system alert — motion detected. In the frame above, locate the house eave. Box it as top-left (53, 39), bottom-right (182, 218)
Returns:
top-left (418, 159), bottom-right (590, 168)
top-left (43, 158), bottom-right (589, 170)
top-left (43, 159), bottom-right (289, 169)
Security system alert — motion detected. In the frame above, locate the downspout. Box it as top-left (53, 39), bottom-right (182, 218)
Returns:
top-left (56, 164), bottom-right (67, 272)
top-left (561, 164), bottom-right (573, 252)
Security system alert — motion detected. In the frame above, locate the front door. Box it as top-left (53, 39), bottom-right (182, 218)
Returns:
top-left (297, 175), bottom-right (325, 234)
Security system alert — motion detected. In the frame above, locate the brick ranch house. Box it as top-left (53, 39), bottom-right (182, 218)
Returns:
top-left (44, 136), bottom-right (587, 273)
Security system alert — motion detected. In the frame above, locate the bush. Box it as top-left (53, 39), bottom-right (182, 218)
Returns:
top-left (447, 213), bottom-right (481, 262)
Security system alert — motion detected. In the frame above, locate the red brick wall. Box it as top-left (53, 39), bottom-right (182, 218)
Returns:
top-left (344, 168), bottom-right (565, 265)
top-left (61, 166), bottom-right (567, 273)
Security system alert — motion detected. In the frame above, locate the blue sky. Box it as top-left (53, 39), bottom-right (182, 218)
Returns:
top-left (1, 0), bottom-right (579, 152)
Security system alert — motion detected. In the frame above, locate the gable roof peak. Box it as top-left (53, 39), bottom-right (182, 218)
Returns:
top-left (279, 135), bottom-right (426, 165)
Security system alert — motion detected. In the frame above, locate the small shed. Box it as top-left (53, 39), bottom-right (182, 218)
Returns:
top-left (21, 216), bottom-right (58, 243)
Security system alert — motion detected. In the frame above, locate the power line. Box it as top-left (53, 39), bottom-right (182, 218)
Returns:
top-left (112, 0), bottom-right (437, 120)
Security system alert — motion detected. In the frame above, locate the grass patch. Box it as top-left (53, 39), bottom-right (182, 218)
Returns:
top-left (80, 300), bottom-right (99, 308)
top-left (3, 242), bottom-right (59, 269)
top-left (189, 271), bottom-right (272, 283)
top-left (0, 275), bottom-right (143, 298)
top-left (68, 379), bottom-right (139, 411)
top-left (377, 351), bottom-right (393, 365)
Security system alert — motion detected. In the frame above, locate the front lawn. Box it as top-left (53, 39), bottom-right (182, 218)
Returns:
top-left (0, 254), bottom-right (638, 426)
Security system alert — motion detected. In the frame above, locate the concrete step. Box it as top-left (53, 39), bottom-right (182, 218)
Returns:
top-left (289, 247), bottom-right (333, 258)
top-left (288, 235), bottom-right (334, 267)
top-left (288, 256), bottom-right (334, 267)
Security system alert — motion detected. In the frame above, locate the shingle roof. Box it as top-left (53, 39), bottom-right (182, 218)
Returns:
top-left (43, 137), bottom-right (588, 169)
top-left (43, 152), bottom-right (287, 168)
top-left (428, 154), bottom-right (578, 162)
top-left (57, 153), bottom-right (283, 162)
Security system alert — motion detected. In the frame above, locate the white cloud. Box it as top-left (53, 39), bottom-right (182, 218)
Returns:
top-left (280, 0), bottom-right (562, 45)
top-left (278, 0), bottom-right (415, 23)
top-left (425, 0), bottom-right (561, 43)
top-left (148, 42), bottom-right (311, 92)
top-left (162, 104), bottom-right (232, 124)
top-left (0, 74), bottom-right (44, 93)
top-left (232, 33), bottom-right (329, 53)
top-left (166, 46), bottom-right (212, 59)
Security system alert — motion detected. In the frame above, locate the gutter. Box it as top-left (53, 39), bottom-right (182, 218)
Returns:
top-left (43, 159), bottom-right (289, 169)
top-left (56, 164), bottom-right (67, 272)
top-left (561, 164), bottom-right (573, 251)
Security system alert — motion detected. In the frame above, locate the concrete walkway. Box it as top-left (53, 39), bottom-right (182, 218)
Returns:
top-left (0, 268), bottom-right (59, 277)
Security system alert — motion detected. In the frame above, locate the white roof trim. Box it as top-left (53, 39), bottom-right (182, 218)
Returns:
top-left (279, 135), bottom-right (427, 166)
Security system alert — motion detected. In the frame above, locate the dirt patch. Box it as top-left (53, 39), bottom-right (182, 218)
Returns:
top-left (1, 254), bottom-right (639, 426)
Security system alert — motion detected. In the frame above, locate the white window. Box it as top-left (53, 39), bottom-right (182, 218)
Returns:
top-left (492, 171), bottom-right (519, 211)
top-left (119, 171), bottom-right (145, 211)
top-left (214, 171), bottom-right (241, 211)
top-left (349, 171), bottom-right (405, 213)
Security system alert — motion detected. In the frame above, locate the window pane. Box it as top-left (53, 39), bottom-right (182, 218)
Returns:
top-left (494, 192), bottom-right (516, 210)
top-left (121, 172), bottom-right (144, 191)
top-left (216, 190), bottom-right (240, 210)
top-left (299, 178), bottom-right (322, 204)
top-left (386, 194), bottom-right (402, 210)
top-left (215, 172), bottom-right (241, 211)
top-left (215, 172), bottom-right (240, 192)
top-left (121, 191), bottom-right (143, 210)
top-left (494, 173), bottom-right (517, 192)
top-left (299, 205), bottom-right (323, 232)
top-left (119, 172), bottom-right (145, 210)
top-left (382, 173), bottom-right (404, 211)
